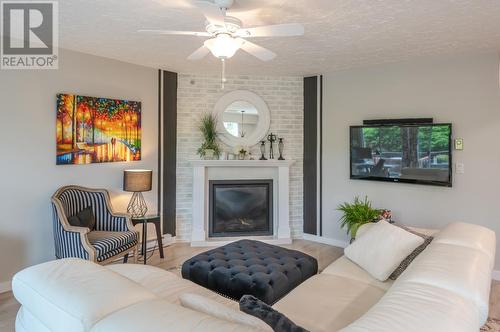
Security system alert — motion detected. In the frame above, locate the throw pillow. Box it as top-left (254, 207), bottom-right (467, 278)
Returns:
top-left (353, 222), bottom-right (376, 240)
top-left (67, 207), bottom-right (96, 230)
top-left (388, 225), bottom-right (433, 280)
top-left (344, 220), bottom-right (424, 281)
top-left (179, 293), bottom-right (272, 331)
top-left (239, 295), bottom-right (308, 332)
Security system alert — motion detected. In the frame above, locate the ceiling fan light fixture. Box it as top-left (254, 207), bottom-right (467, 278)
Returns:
top-left (204, 34), bottom-right (244, 59)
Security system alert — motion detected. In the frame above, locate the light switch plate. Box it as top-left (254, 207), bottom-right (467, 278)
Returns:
top-left (454, 138), bottom-right (464, 150)
top-left (456, 163), bottom-right (465, 174)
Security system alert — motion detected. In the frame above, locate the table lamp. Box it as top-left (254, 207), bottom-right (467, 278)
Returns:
top-left (123, 169), bottom-right (152, 217)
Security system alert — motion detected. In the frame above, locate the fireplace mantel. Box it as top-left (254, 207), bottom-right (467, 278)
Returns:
top-left (190, 160), bottom-right (295, 167)
top-left (189, 159), bottom-right (295, 246)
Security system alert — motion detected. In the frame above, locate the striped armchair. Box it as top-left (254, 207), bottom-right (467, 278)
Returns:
top-left (51, 186), bottom-right (139, 264)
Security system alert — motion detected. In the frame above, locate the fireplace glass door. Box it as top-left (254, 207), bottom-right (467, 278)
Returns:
top-left (209, 180), bottom-right (273, 237)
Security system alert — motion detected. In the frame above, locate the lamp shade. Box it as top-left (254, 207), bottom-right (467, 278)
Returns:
top-left (204, 34), bottom-right (244, 59)
top-left (123, 169), bottom-right (152, 192)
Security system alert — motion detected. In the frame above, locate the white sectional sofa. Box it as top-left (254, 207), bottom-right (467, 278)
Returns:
top-left (12, 222), bottom-right (495, 332)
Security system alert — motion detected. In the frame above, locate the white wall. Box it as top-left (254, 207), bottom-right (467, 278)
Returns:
top-left (322, 53), bottom-right (500, 268)
top-left (176, 74), bottom-right (304, 240)
top-left (0, 49), bottom-right (158, 288)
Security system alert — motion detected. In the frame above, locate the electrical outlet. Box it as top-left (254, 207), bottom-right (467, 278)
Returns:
top-left (456, 162), bottom-right (465, 174)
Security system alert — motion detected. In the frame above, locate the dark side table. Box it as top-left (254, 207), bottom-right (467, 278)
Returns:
top-left (131, 215), bottom-right (164, 264)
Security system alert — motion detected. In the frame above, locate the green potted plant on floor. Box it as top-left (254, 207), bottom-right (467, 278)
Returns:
top-left (337, 196), bottom-right (381, 240)
top-left (197, 113), bottom-right (221, 160)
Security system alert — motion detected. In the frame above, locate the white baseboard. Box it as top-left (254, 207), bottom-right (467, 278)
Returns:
top-left (492, 270), bottom-right (500, 281)
top-left (143, 234), bottom-right (175, 249)
top-left (0, 280), bottom-right (11, 293)
top-left (302, 234), bottom-right (349, 248)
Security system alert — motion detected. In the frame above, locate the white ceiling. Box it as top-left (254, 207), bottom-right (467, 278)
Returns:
top-left (59, 0), bottom-right (500, 76)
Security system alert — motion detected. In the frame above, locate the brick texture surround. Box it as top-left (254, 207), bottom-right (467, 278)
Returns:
top-left (176, 74), bottom-right (304, 241)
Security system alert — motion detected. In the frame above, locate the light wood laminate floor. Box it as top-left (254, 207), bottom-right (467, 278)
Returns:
top-left (1, 240), bottom-right (499, 331)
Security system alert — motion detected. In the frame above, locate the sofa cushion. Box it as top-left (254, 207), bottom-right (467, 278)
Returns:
top-left (344, 220), bottom-right (424, 281)
top-left (322, 256), bottom-right (393, 291)
top-left (181, 240), bottom-right (318, 304)
top-left (107, 264), bottom-right (238, 309)
top-left (395, 241), bottom-right (493, 324)
top-left (433, 222), bottom-right (496, 263)
top-left (12, 258), bottom-right (157, 332)
top-left (180, 293), bottom-right (272, 331)
top-left (273, 274), bottom-right (386, 332)
top-left (339, 281), bottom-right (479, 332)
top-left (88, 231), bottom-right (138, 262)
top-left (90, 299), bottom-right (266, 332)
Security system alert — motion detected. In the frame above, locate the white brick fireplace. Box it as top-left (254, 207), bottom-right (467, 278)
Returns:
top-left (190, 160), bottom-right (295, 246)
top-left (176, 74), bottom-right (304, 241)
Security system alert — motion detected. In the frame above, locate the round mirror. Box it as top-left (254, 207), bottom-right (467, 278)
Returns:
top-left (214, 90), bottom-right (270, 147)
top-left (222, 101), bottom-right (259, 138)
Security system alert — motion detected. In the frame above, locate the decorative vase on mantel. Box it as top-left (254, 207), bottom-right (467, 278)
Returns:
top-left (278, 138), bottom-right (285, 160)
top-left (234, 145), bottom-right (248, 160)
top-left (259, 141), bottom-right (267, 160)
top-left (203, 149), bottom-right (215, 160)
top-left (238, 150), bottom-right (247, 160)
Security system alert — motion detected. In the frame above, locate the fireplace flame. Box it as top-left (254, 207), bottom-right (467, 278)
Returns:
top-left (239, 218), bottom-right (251, 226)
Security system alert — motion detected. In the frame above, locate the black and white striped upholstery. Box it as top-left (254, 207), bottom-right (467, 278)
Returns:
top-left (57, 189), bottom-right (129, 232)
top-left (52, 186), bottom-right (138, 262)
top-left (53, 205), bottom-right (90, 260)
top-left (89, 231), bottom-right (138, 262)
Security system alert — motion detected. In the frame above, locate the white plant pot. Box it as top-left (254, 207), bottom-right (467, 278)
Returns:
top-left (204, 149), bottom-right (215, 160)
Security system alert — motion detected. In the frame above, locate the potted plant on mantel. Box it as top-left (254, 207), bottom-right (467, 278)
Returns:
top-left (337, 196), bottom-right (381, 240)
top-left (197, 113), bottom-right (221, 160)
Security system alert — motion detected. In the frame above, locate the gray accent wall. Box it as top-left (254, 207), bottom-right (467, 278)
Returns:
top-left (321, 53), bottom-right (500, 269)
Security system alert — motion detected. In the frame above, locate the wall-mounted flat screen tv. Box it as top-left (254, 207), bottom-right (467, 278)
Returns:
top-left (350, 123), bottom-right (452, 187)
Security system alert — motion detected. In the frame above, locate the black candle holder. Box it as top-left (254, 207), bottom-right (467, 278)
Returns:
top-left (267, 133), bottom-right (277, 159)
top-left (259, 141), bottom-right (267, 160)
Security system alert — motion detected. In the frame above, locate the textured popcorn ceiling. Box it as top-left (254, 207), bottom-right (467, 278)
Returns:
top-left (59, 0), bottom-right (500, 75)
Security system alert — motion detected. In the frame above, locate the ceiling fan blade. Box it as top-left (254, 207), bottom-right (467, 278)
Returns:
top-left (237, 38), bottom-right (276, 61)
top-left (187, 45), bottom-right (211, 60)
top-left (138, 29), bottom-right (210, 37)
top-left (236, 23), bottom-right (304, 38)
top-left (194, 1), bottom-right (226, 27)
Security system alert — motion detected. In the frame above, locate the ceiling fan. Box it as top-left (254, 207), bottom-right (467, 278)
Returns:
top-left (139, 0), bottom-right (304, 86)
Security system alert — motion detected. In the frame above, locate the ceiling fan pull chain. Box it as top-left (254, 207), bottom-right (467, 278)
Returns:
top-left (221, 58), bottom-right (227, 90)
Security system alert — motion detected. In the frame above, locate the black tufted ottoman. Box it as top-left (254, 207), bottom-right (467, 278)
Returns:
top-left (181, 240), bottom-right (318, 305)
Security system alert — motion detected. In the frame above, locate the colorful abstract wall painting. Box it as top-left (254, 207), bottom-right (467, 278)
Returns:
top-left (56, 94), bottom-right (141, 165)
